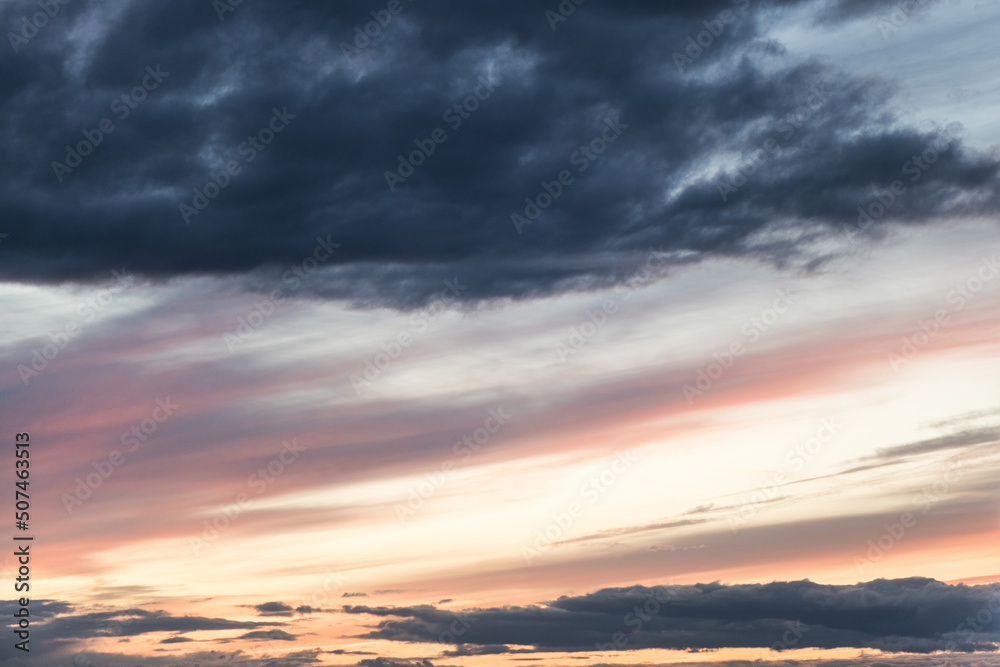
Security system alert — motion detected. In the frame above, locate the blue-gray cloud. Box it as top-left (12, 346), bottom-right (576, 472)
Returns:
top-left (344, 578), bottom-right (1000, 653)
top-left (0, 0), bottom-right (997, 306)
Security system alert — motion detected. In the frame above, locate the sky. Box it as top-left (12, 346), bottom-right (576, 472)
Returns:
top-left (0, 0), bottom-right (999, 666)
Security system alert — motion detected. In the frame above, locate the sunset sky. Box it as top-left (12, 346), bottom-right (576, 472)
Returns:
top-left (1, 0), bottom-right (999, 666)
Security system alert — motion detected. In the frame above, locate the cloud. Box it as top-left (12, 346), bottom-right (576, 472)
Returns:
top-left (236, 629), bottom-right (298, 641)
top-left (0, 1), bottom-right (997, 306)
top-left (30, 605), bottom-right (283, 641)
top-left (358, 659), bottom-right (437, 667)
top-left (866, 426), bottom-right (1000, 464)
top-left (443, 644), bottom-right (529, 656)
top-left (297, 605), bottom-right (325, 614)
top-left (5, 646), bottom-right (323, 667)
top-left (343, 578), bottom-right (1000, 653)
top-left (547, 517), bottom-right (710, 546)
top-left (790, 418), bottom-right (1000, 487)
top-left (594, 658), bottom-right (1000, 667)
top-left (0, 599), bottom-right (72, 620)
top-left (254, 601), bottom-right (296, 616)
top-left (14, 651), bottom-right (1000, 667)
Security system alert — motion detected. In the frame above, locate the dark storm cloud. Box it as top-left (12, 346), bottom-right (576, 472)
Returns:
top-left (1, 0), bottom-right (998, 306)
top-left (3, 648), bottom-right (326, 667)
top-left (596, 659), bottom-right (1000, 667)
top-left (7, 604), bottom-right (302, 667)
top-left (343, 578), bottom-right (1000, 653)
top-left (33, 605), bottom-right (280, 639)
top-left (253, 601), bottom-right (296, 616)
top-left (443, 644), bottom-right (530, 657)
top-left (297, 605), bottom-right (327, 614)
top-left (0, 599), bottom-right (71, 619)
top-left (358, 659), bottom-right (436, 667)
top-left (234, 629), bottom-right (298, 641)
